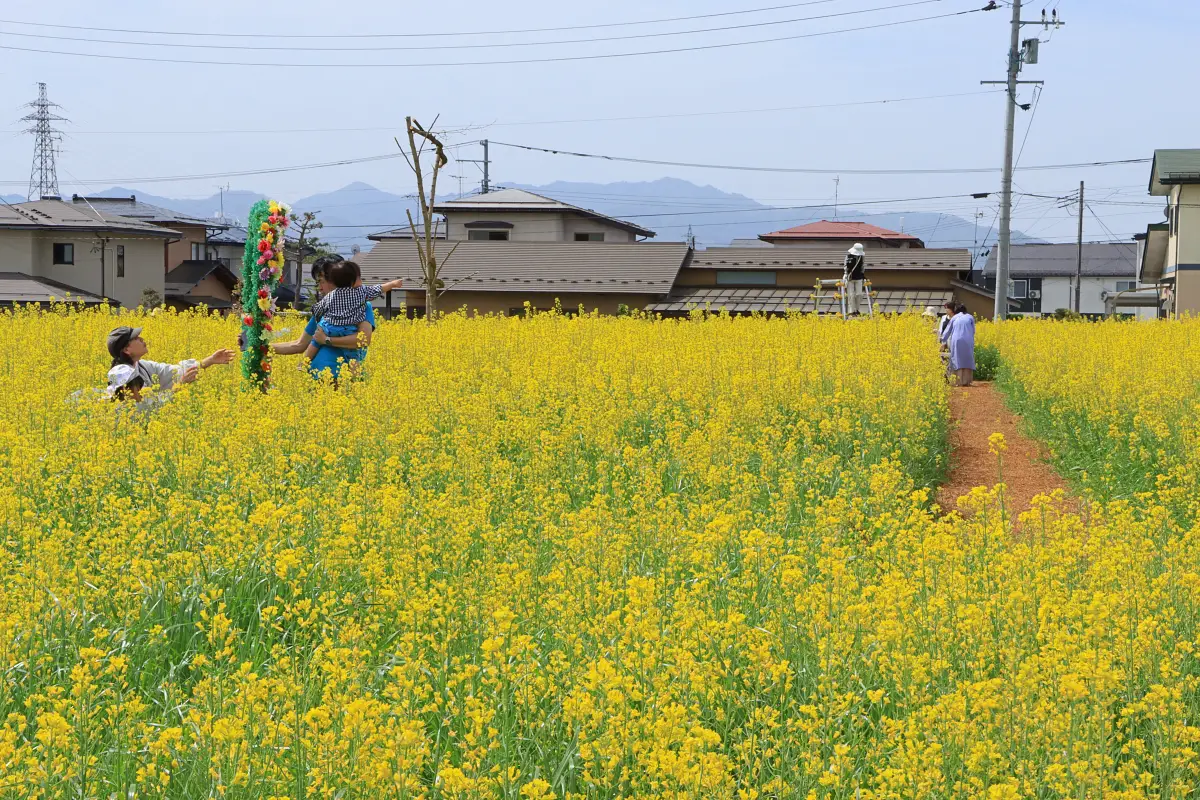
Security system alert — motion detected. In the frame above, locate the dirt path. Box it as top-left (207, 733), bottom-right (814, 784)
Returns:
top-left (936, 382), bottom-right (1074, 518)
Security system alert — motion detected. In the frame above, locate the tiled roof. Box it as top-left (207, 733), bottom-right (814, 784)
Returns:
top-left (759, 220), bottom-right (924, 246)
top-left (689, 247), bottom-right (970, 270)
top-left (647, 287), bottom-right (952, 315)
top-left (0, 272), bottom-right (108, 305)
top-left (207, 225), bottom-right (248, 246)
top-left (0, 200), bottom-right (179, 237)
top-left (355, 240), bottom-right (690, 294)
top-left (434, 188), bottom-right (656, 238)
top-left (69, 195), bottom-right (215, 227)
top-left (982, 242), bottom-right (1137, 277)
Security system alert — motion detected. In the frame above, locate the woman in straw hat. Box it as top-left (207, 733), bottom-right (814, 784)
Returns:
top-left (843, 242), bottom-right (867, 316)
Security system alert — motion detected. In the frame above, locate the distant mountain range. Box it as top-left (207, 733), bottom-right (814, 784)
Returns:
top-left (8, 179), bottom-right (1043, 259)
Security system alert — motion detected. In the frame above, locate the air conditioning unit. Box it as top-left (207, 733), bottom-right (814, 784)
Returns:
top-left (1028, 289), bottom-right (1041, 299)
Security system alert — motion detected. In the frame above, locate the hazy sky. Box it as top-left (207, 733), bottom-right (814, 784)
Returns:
top-left (2, 0), bottom-right (1194, 244)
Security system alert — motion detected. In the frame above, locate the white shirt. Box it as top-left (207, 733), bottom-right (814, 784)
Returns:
top-left (106, 358), bottom-right (199, 411)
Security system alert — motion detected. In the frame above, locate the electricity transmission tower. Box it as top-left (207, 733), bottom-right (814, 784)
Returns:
top-left (22, 83), bottom-right (67, 200)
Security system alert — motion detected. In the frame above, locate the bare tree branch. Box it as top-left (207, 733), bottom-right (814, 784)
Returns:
top-left (400, 116), bottom-right (453, 321)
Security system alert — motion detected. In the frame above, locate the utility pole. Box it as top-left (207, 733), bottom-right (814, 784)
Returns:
top-left (833, 176), bottom-right (840, 219)
top-left (457, 139), bottom-right (491, 195)
top-left (983, 2), bottom-right (1063, 319)
top-left (216, 183), bottom-right (230, 221)
top-left (21, 82), bottom-right (67, 200)
top-left (972, 210), bottom-right (984, 277)
top-left (1075, 181), bottom-right (1084, 314)
top-left (482, 139), bottom-right (489, 194)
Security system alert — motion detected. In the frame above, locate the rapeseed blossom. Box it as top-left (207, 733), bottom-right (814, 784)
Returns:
top-left (0, 305), bottom-right (1197, 798)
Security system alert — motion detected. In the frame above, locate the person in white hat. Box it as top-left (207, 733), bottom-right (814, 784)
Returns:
top-left (843, 243), bottom-right (867, 316)
top-left (106, 325), bottom-right (234, 410)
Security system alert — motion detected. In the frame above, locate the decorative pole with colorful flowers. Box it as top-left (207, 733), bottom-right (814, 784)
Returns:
top-left (240, 199), bottom-right (290, 387)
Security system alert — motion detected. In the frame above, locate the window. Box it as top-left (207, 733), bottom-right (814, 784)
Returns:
top-left (574, 232), bottom-right (605, 242)
top-left (716, 270), bottom-right (776, 286)
top-left (191, 242), bottom-right (202, 260)
top-left (1010, 279), bottom-right (1028, 299)
top-left (116, 245), bottom-right (125, 278)
top-left (468, 230), bottom-right (509, 241)
top-left (52, 243), bottom-right (74, 265)
top-left (1116, 280), bottom-right (1136, 292)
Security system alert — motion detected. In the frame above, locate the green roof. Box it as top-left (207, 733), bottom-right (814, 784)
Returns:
top-left (1149, 149), bottom-right (1200, 195)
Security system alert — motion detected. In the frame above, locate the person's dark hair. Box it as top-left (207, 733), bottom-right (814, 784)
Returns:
top-left (943, 301), bottom-right (956, 312)
top-left (112, 376), bottom-right (145, 402)
top-left (328, 260), bottom-right (360, 289)
top-left (311, 253), bottom-right (344, 283)
top-left (111, 351), bottom-right (134, 368)
top-left (955, 303), bottom-right (969, 314)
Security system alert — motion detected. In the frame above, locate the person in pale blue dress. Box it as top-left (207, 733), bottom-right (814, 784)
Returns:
top-left (939, 302), bottom-right (976, 386)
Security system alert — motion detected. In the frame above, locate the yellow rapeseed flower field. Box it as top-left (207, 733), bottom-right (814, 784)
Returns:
top-left (1, 307), bottom-right (1199, 799)
top-left (980, 319), bottom-right (1200, 523)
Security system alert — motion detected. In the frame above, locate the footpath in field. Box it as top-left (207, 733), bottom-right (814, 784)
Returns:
top-left (936, 381), bottom-right (1074, 518)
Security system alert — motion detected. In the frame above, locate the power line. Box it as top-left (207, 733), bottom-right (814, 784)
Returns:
top-left (0, 90), bottom-right (1003, 136)
top-left (0, 0), bottom-right (948, 52)
top-left (0, 152), bottom-right (407, 187)
top-left (491, 139), bottom-right (1151, 175)
top-left (0, 141), bottom-right (484, 187)
top-left (0, 0), bottom-right (854, 39)
top-left (1013, 84), bottom-right (1042, 167)
top-left (0, 8), bottom-right (987, 68)
top-left (312, 192), bottom-right (998, 228)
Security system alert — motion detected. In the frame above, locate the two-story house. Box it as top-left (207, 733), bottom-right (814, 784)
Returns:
top-left (0, 199), bottom-right (179, 308)
top-left (355, 189), bottom-right (692, 317)
top-left (980, 242), bottom-right (1151, 318)
top-left (68, 194), bottom-right (249, 310)
top-left (1138, 149), bottom-right (1200, 317)
top-left (68, 195), bottom-right (217, 275)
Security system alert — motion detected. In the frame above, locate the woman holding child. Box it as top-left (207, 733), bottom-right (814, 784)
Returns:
top-left (271, 254), bottom-right (400, 382)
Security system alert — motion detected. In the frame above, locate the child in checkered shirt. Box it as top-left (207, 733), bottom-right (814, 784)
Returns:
top-left (304, 260), bottom-right (403, 360)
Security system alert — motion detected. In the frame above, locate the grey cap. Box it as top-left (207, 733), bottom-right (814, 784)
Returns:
top-left (106, 326), bottom-right (142, 360)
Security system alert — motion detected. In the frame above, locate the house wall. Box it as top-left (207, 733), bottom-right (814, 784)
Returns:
top-left (166, 223), bottom-right (209, 273)
top-left (31, 234), bottom-right (164, 308)
top-left (0, 230), bottom-right (36, 271)
top-left (392, 290), bottom-right (658, 316)
top-left (447, 211), bottom-right (563, 242)
top-left (1028, 276), bottom-right (1152, 319)
top-left (189, 273), bottom-right (234, 302)
top-left (560, 217), bottom-right (637, 242)
top-left (954, 288), bottom-right (996, 319)
top-left (210, 243), bottom-right (246, 274)
top-left (1039, 276), bottom-right (1072, 313)
top-left (1168, 185), bottom-right (1200, 318)
top-left (445, 211), bottom-right (637, 243)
